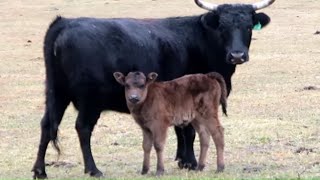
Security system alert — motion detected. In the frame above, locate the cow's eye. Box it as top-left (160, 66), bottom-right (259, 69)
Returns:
top-left (138, 84), bottom-right (145, 89)
top-left (125, 84), bottom-right (130, 89)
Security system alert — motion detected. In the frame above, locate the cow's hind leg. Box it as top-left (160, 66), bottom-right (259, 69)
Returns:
top-left (174, 124), bottom-right (197, 170)
top-left (32, 94), bottom-right (69, 179)
top-left (75, 102), bottom-right (103, 177)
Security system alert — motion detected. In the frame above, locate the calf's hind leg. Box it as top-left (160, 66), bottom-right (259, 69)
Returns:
top-left (207, 117), bottom-right (225, 172)
top-left (191, 121), bottom-right (210, 171)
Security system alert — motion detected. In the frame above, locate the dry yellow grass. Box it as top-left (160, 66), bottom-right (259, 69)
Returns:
top-left (0, 0), bottom-right (319, 179)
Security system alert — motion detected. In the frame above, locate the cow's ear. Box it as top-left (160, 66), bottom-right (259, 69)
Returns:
top-left (113, 72), bottom-right (125, 85)
top-left (147, 72), bottom-right (158, 84)
top-left (201, 12), bottom-right (219, 30)
top-left (253, 13), bottom-right (271, 30)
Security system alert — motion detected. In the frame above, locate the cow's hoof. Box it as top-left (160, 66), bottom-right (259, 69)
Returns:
top-left (86, 169), bottom-right (103, 178)
top-left (177, 158), bottom-right (197, 170)
top-left (32, 168), bottom-right (48, 179)
top-left (177, 160), bottom-right (184, 169)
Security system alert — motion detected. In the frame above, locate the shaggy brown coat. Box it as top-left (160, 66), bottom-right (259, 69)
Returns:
top-left (114, 71), bottom-right (227, 176)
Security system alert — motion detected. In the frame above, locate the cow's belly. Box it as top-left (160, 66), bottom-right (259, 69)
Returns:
top-left (69, 82), bottom-right (130, 113)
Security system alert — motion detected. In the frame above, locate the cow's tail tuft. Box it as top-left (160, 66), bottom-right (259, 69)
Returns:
top-left (206, 72), bottom-right (228, 116)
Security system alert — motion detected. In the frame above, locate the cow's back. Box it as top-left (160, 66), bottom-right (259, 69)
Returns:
top-left (49, 17), bottom-right (192, 111)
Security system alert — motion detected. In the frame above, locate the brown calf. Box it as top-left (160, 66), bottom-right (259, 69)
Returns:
top-left (113, 71), bottom-right (227, 176)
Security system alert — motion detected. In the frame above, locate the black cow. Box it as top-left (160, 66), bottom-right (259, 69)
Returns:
top-left (32, 0), bottom-right (275, 178)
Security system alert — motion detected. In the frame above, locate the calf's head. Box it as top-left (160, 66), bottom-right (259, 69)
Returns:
top-left (195, 0), bottom-right (275, 64)
top-left (113, 71), bottom-right (158, 105)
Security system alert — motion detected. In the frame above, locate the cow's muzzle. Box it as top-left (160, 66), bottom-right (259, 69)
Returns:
top-left (226, 51), bottom-right (248, 65)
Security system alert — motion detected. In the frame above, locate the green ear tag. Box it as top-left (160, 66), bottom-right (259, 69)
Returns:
top-left (253, 22), bottom-right (262, 30)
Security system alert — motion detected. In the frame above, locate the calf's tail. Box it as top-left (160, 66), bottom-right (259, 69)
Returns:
top-left (206, 72), bottom-right (228, 116)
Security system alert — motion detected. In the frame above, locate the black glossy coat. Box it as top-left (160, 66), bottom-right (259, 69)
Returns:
top-left (32, 4), bottom-right (271, 178)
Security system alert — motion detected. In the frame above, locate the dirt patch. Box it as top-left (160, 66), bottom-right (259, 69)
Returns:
top-left (243, 165), bottom-right (264, 173)
top-left (247, 144), bottom-right (273, 154)
top-left (45, 161), bottom-right (77, 169)
top-left (29, 57), bottom-right (42, 61)
top-left (296, 85), bottom-right (320, 92)
top-left (303, 86), bottom-right (320, 91)
top-left (295, 147), bottom-right (315, 154)
top-left (111, 142), bottom-right (120, 146)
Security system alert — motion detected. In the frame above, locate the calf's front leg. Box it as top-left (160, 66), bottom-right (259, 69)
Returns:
top-left (152, 126), bottom-right (168, 176)
top-left (141, 129), bottom-right (153, 175)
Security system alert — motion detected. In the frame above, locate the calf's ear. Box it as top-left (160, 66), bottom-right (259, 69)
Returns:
top-left (147, 72), bottom-right (158, 83)
top-left (113, 72), bottom-right (125, 85)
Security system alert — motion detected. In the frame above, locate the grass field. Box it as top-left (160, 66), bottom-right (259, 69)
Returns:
top-left (0, 0), bottom-right (319, 179)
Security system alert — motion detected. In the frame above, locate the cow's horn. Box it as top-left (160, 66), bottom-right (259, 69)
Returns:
top-left (194, 0), bottom-right (219, 11)
top-left (252, 0), bottom-right (275, 10)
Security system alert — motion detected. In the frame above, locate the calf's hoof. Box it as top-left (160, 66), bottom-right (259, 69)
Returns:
top-left (215, 165), bottom-right (225, 173)
top-left (32, 168), bottom-right (47, 179)
top-left (196, 164), bottom-right (205, 171)
top-left (156, 169), bottom-right (164, 176)
top-left (141, 167), bottom-right (149, 175)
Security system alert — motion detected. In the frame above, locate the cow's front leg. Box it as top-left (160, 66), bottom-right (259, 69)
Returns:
top-left (174, 126), bottom-right (185, 163)
top-left (174, 124), bottom-right (197, 170)
top-left (75, 104), bottom-right (103, 177)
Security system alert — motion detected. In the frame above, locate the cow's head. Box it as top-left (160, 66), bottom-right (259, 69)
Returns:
top-left (113, 71), bottom-right (158, 105)
top-left (196, 0), bottom-right (275, 64)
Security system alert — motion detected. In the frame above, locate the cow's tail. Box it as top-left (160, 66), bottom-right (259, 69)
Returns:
top-left (206, 72), bottom-right (228, 116)
top-left (43, 16), bottom-right (66, 155)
